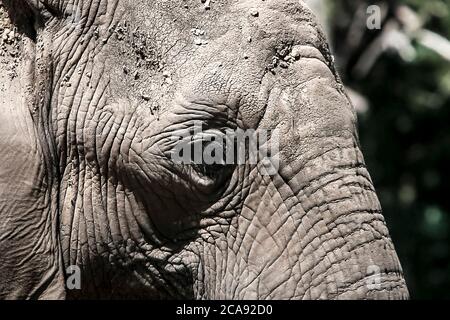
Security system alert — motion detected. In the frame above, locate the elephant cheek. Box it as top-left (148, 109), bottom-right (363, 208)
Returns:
top-left (206, 144), bottom-right (409, 300)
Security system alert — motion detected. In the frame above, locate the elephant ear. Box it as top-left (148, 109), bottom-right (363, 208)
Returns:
top-left (0, 2), bottom-right (66, 299)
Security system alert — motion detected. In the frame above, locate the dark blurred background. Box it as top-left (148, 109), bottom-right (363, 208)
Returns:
top-left (306, 0), bottom-right (450, 298)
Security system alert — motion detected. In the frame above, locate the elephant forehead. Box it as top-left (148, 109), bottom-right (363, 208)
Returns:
top-left (49, 0), bottom-right (330, 131)
top-left (110, 0), bottom-right (322, 51)
top-left (98, 2), bottom-right (320, 106)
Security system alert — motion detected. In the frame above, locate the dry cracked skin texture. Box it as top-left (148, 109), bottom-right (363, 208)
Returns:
top-left (0, 4), bottom-right (21, 79)
top-left (0, 0), bottom-right (409, 299)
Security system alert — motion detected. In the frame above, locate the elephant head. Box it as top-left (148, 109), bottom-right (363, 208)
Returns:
top-left (0, 0), bottom-right (409, 299)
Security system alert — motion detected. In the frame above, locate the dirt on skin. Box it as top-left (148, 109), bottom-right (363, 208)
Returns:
top-left (0, 2), bottom-right (21, 79)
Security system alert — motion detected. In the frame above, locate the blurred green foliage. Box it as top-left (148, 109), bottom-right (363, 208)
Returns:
top-left (326, 0), bottom-right (450, 298)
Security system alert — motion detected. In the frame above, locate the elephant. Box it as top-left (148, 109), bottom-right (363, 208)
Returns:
top-left (0, 0), bottom-right (409, 299)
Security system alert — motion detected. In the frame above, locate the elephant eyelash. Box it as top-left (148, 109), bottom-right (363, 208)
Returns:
top-left (188, 139), bottom-right (233, 183)
top-left (191, 163), bottom-right (224, 179)
top-left (188, 139), bottom-right (229, 177)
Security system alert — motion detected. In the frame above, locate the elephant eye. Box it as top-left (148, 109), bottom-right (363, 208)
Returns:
top-left (192, 162), bottom-right (228, 180)
top-left (170, 129), bottom-right (235, 189)
top-left (189, 137), bottom-right (232, 179)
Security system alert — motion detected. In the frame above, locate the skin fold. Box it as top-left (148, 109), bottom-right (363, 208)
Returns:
top-left (0, 0), bottom-right (409, 299)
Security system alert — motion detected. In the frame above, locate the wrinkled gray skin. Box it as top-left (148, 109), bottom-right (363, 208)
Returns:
top-left (0, 0), bottom-right (409, 299)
